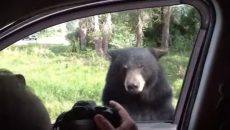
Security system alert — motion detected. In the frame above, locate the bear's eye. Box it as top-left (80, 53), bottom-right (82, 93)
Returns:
top-left (137, 64), bottom-right (143, 68)
top-left (121, 65), bottom-right (128, 72)
top-left (120, 65), bottom-right (128, 74)
top-left (122, 65), bottom-right (128, 70)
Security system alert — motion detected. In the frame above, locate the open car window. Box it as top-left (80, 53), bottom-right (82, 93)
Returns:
top-left (0, 0), bottom-right (215, 130)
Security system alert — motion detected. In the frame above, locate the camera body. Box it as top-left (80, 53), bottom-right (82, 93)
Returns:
top-left (53, 100), bottom-right (121, 130)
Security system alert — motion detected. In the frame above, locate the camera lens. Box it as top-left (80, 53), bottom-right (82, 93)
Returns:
top-left (60, 120), bottom-right (96, 130)
top-left (94, 106), bottom-right (107, 112)
top-left (73, 101), bottom-right (96, 108)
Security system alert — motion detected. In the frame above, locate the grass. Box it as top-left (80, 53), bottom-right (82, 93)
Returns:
top-left (0, 44), bottom-right (190, 121)
top-left (0, 44), bottom-right (108, 120)
top-left (160, 50), bottom-right (191, 105)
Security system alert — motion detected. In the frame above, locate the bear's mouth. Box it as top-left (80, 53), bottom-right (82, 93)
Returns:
top-left (128, 91), bottom-right (141, 95)
top-left (126, 86), bottom-right (142, 94)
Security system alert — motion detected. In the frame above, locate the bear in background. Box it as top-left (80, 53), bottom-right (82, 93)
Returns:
top-left (102, 48), bottom-right (174, 121)
top-left (0, 69), bottom-right (51, 130)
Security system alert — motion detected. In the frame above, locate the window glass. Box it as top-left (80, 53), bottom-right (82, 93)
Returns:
top-left (0, 4), bottom-right (200, 122)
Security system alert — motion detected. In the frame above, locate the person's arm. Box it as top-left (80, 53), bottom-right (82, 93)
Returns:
top-left (94, 100), bottom-right (138, 130)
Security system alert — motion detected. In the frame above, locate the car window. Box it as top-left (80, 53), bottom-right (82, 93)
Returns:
top-left (0, 4), bottom-right (201, 124)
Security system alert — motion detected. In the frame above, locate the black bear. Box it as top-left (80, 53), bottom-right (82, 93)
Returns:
top-left (102, 48), bottom-right (174, 121)
top-left (0, 69), bottom-right (51, 130)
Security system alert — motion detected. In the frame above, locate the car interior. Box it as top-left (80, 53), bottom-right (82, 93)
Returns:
top-left (0, 0), bottom-right (230, 130)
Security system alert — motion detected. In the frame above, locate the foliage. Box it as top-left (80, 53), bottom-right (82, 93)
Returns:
top-left (65, 29), bottom-right (80, 52)
top-left (143, 8), bottom-right (163, 47)
top-left (110, 11), bottom-right (136, 48)
top-left (65, 20), bottom-right (80, 52)
top-left (170, 5), bottom-right (200, 52)
top-left (143, 5), bottom-right (200, 50)
top-left (37, 5), bottom-right (200, 52)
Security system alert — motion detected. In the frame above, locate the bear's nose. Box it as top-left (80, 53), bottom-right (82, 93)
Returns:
top-left (127, 84), bottom-right (138, 91)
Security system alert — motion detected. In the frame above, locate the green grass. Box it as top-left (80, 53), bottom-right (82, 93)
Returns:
top-left (0, 44), bottom-right (109, 120)
top-left (160, 50), bottom-right (190, 106)
top-left (0, 44), bottom-right (190, 120)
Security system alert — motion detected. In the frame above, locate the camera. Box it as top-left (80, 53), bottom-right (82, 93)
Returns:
top-left (53, 100), bottom-right (121, 130)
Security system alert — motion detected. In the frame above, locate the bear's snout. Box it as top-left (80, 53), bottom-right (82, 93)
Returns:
top-left (124, 69), bottom-right (145, 94)
top-left (127, 82), bottom-right (139, 92)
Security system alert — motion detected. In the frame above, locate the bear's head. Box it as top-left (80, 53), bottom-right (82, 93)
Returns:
top-left (108, 48), bottom-right (167, 95)
top-left (0, 69), bottom-right (26, 88)
top-left (0, 70), bottom-right (51, 130)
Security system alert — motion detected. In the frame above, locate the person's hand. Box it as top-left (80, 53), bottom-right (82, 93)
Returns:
top-left (94, 100), bottom-right (138, 130)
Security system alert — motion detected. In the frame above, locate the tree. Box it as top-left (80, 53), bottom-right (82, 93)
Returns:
top-left (93, 15), bottom-right (103, 56)
top-left (142, 8), bottom-right (162, 47)
top-left (65, 20), bottom-right (79, 52)
top-left (136, 10), bottom-right (144, 47)
top-left (79, 18), bottom-right (88, 50)
top-left (170, 5), bottom-right (200, 51)
top-left (102, 13), bottom-right (112, 55)
top-left (110, 11), bottom-right (135, 48)
top-left (92, 14), bottom-right (113, 57)
top-left (161, 6), bottom-right (173, 49)
top-left (129, 9), bottom-right (145, 47)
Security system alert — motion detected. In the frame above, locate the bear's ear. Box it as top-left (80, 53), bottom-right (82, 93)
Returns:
top-left (149, 48), bottom-right (168, 59)
top-left (0, 69), bottom-right (13, 75)
top-left (15, 74), bottom-right (26, 86)
top-left (107, 50), bottom-right (119, 61)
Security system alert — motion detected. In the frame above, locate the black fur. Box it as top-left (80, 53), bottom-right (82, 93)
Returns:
top-left (0, 69), bottom-right (51, 130)
top-left (102, 48), bottom-right (174, 121)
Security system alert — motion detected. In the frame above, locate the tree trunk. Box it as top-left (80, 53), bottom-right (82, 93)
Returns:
top-left (79, 19), bottom-right (87, 50)
top-left (136, 10), bottom-right (143, 47)
top-left (95, 38), bottom-right (103, 56)
top-left (102, 13), bottom-right (112, 56)
top-left (79, 28), bottom-right (87, 50)
top-left (94, 15), bottom-right (103, 56)
top-left (71, 41), bottom-right (77, 52)
top-left (65, 20), bottom-right (79, 52)
top-left (161, 6), bottom-right (173, 49)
